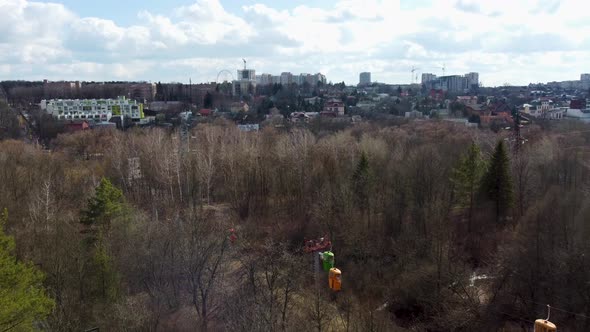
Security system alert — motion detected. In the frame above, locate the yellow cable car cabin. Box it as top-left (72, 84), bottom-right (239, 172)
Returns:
top-left (329, 268), bottom-right (341, 291)
top-left (534, 319), bottom-right (556, 332)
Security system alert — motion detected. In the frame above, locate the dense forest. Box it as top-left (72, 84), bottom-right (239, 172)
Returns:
top-left (1, 119), bottom-right (590, 331)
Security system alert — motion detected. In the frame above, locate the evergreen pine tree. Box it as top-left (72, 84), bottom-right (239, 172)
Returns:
top-left (0, 209), bottom-right (54, 331)
top-left (204, 91), bottom-right (214, 109)
top-left (352, 152), bottom-right (373, 228)
top-left (90, 237), bottom-right (119, 302)
top-left (482, 141), bottom-right (514, 224)
top-left (81, 178), bottom-right (125, 228)
top-left (451, 143), bottom-right (486, 232)
top-left (80, 180), bottom-right (123, 303)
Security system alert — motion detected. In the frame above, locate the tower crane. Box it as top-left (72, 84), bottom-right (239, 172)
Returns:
top-left (411, 66), bottom-right (420, 84)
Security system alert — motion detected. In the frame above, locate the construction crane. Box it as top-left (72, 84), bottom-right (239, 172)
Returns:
top-left (411, 66), bottom-right (420, 84)
top-left (242, 58), bottom-right (247, 70)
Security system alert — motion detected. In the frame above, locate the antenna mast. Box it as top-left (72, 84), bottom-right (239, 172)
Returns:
top-left (242, 58), bottom-right (247, 70)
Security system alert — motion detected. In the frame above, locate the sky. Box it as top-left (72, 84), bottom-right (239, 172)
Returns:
top-left (0, 0), bottom-right (589, 86)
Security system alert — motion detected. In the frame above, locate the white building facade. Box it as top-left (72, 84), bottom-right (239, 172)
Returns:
top-left (41, 96), bottom-right (144, 121)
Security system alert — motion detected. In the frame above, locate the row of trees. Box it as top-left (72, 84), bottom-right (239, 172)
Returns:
top-left (0, 119), bottom-right (589, 330)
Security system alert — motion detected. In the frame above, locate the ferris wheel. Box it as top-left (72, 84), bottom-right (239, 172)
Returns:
top-left (216, 70), bottom-right (234, 84)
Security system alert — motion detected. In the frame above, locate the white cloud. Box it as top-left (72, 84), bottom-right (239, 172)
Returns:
top-left (1, 0), bottom-right (589, 85)
top-left (0, 0), bottom-right (74, 64)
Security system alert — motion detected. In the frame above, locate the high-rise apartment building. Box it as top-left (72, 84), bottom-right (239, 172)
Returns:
top-left (465, 72), bottom-right (479, 87)
top-left (359, 72), bottom-right (371, 86)
top-left (280, 72), bottom-right (293, 85)
top-left (233, 68), bottom-right (257, 97)
top-left (421, 73), bottom-right (437, 84)
top-left (254, 72), bottom-right (327, 87)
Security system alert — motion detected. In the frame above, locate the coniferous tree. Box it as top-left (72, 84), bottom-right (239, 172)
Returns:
top-left (482, 141), bottom-right (514, 224)
top-left (0, 209), bottom-right (54, 331)
top-left (204, 91), bottom-right (214, 109)
top-left (80, 180), bottom-right (124, 306)
top-left (352, 152), bottom-right (373, 228)
top-left (81, 178), bottom-right (125, 228)
top-left (451, 143), bottom-right (486, 232)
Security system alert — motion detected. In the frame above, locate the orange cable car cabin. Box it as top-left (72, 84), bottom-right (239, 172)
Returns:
top-left (328, 268), bottom-right (341, 291)
top-left (534, 319), bottom-right (556, 332)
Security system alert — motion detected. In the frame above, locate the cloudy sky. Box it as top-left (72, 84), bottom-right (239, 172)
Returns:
top-left (0, 0), bottom-right (588, 86)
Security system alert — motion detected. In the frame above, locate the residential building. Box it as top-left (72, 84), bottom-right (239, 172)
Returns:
top-left (405, 110), bottom-right (424, 118)
top-left (64, 120), bottom-right (90, 132)
top-left (438, 75), bottom-right (469, 93)
top-left (280, 72), bottom-right (293, 85)
top-left (422, 73), bottom-right (437, 84)
top-left (359, 72), bottom-right (371, 86)
top-left (254, 72), bottom-right (327, 87)
top-left (457, 96), bottom-right (478, 106)
top-left (233, 68), bottom-right (257, 97)
top-left (128, 82), bottom-right (157, 101)
top-left (311, 73), bottom-right (327, 86)
top-left (429, 89), bottom-right (445, 101)
top-left (257, 74), bottom-right (272, 86)
top-left (465, 72), bottom-right (479, 87)
top-left (238, 69), bottom-right (256, 81)
top-left (199, 109), bottom-right (213, 116)
top-left (323, 98), bottom-right (345, 116)
top-left (41, 96), bottom-right (144, 121)
top-left (581, 73), bottom-right (590, 82)
top-left (570, 99), bottom-right (586, 109)
top-left (547, 107), bottom-right (566, 120)
top-left (304, 96), bottom-right (321, 105)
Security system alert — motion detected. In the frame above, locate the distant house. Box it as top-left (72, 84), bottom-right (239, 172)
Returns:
top-left (199, 109), bottom-right (213, 116)
top-left (324, 99), bottom-right (345, 116)
top-left (304, 96), bottom-right (321, 105)
top-left (570, 99), bottom-right (586, 110)
top-left (405, 110), bottom-right (424, 119)
top-left (430, 89), bottom-right (445, 101)
top-left (179, 111), bottom-right (192, 121)
top-left (456, 96), bottom-right (478, 106)
top-left (65, 120), bottom-right (89, 132)
top-left (230, 102), bottom-right (249, 113)
top-left (355, 101), bottom-right (377, 111)
top-left (320, 111), bottom-right (338, 117)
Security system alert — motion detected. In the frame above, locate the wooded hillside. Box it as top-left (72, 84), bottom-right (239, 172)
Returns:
top-left (1, 120), bottom-right (589, 331)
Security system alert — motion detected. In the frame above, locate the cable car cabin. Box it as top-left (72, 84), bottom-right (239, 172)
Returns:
top-left (534, 319), bottom-right (556, 332)
top-left (304, 237), bottom-right (332, 253)
top-left (328, 268), bottom-right (341, 291)
top-left (322, 251), bottom-right (334, 272)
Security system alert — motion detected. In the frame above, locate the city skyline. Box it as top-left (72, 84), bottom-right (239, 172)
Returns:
top-left (1, 0), bottom-right (589, 86)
